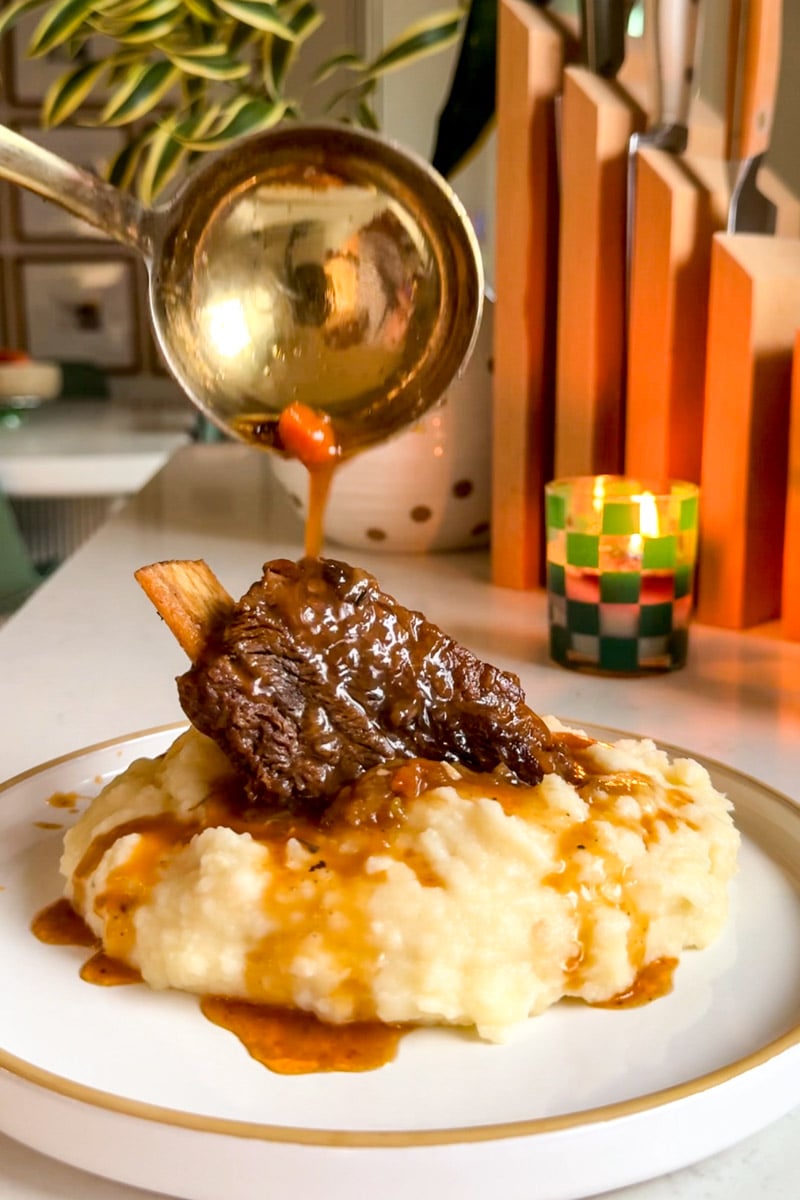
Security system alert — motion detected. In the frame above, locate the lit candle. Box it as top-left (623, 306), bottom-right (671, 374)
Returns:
top-left (545, 476), bottom-right (700, 674)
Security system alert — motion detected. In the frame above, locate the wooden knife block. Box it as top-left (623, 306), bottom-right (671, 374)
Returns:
top-left (491, 0), bottom-right (567, 589)
top-left (554, 67), bottom-right (644, 479)
top-left (781, 330), bottom-right (800, 640)
top-left (696, 234), bottom-right (800, 629)
top-left (489, 0), bottom-right (800, 636)
top-left (625, 148), bottom-right (729, 484)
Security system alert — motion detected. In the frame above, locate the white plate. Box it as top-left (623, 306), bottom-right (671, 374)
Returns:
top-left (1, 722), bottom-right (799, 1200)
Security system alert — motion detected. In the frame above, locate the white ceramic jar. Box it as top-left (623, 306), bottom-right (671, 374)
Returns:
top-left (269, 296), bottom-right (494, 553)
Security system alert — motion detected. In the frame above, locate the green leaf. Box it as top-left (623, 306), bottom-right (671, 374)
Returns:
top-left (161, 40), bottom-right (229, 58)
top-left (363, 9), bottom-right (463, 80)
top-left (226, 19), bottom-right (259, 56)
top-left (97, 11), bottom-right (182, 43)
top-left (161, 44), bottom-right (250, 80)
top-left (432, 0), bottom-right (496, 178)
top-left (137, 105), bottom-right (222, 200)
top-left (180, 95), bottom-right (288, 150)
top-left (356, 96), bottom-right (379, 131)
top-left (106, 49), bottom-right (143, 86)
top-left (105, 0), bottom-right (181, 20)
top-left (312, 49), bottom-right (363, 86)
top-left (107, 127), bottom-right (153, 190)
top-left (214, 0), bottom-right (296, 38)
top-left (0, 0), bottom-right (50, 43)
top-left (262, 1), bottom-right (323, 98)
top-left (27, 0), bottom-right (107, 56)
top-left (136, 120), bottom-right (183, 203)
top-left (287, 0), bottom-right (323, 44)
top-left (182, 0), bottom-right (216, 18)
top-left (100, 59), bottom-right (181, 125)
top-left (41, 57), bottom-right (109, 126)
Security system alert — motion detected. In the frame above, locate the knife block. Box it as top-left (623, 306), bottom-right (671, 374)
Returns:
top-left (553, 67), bottom-right (644, 480)
top-left (491, 0), bottom-right (568, 589)
top-left (781, 330), bottom-right (800, 640)
top-left (625, 148), bottom-right (728, 484)
top-left (696, 234), bottom-right (800, 629)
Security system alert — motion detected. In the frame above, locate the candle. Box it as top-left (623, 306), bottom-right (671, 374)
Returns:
top-left (545, 476), bottom-right (700, 674)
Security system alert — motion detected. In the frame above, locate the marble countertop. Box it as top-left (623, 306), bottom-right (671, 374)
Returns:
top-left (1, 443), bottom-right (799, 1200)
top-left (0, 398), bottom-right (195, 497)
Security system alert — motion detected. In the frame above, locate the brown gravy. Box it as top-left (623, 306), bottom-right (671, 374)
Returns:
top-left (201, 997), bottom-right (405, 1074)
top-left (32, 897), bottom-right (96, 946)
top-left (232, 401), bottom-right (342, 556)
top-left (592, 956), bottom-right (678, 1008)
top-left (46, 790), bottom-right (80, 811)
top-left (31, 742), bottom-right (694, 1073)
top-left (81, 950), bottom-right (142, 986)
top-left (30, 897), bottom-right (405, 1073)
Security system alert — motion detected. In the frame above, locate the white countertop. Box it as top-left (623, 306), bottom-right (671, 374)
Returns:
top-left (0, 398), bottom-right (194, 497)
top-left (1, 443), bottom-right (799, 1200)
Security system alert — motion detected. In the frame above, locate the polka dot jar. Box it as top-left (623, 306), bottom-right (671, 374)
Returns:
top-left (269, 297), bottom-right (493, 553)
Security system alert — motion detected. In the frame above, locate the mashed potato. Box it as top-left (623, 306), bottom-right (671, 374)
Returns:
top-left (61, 721), bottom-right (738, 1042)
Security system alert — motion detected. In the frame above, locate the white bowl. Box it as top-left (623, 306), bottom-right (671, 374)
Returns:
top-left (270, 299), bottom-right (494, 554)
top-left (0, 360), bottom-right (62, 406)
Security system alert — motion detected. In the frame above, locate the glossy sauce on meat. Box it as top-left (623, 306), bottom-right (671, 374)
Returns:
top-left (178, 557), bottom-right (582, 813)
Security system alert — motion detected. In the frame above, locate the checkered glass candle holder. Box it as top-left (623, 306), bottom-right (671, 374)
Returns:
top-left (545, 477), bottom-right (700, 674)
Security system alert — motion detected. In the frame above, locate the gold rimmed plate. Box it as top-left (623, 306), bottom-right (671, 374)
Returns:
top-left (1, 722), bottom-right (799, 1200)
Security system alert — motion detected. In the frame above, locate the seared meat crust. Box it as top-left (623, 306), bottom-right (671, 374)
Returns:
top-left (178, 557), bottom-right (579, 814)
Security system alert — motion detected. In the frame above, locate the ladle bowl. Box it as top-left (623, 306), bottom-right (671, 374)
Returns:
top-left (0, 122), bottom-right (483, 455)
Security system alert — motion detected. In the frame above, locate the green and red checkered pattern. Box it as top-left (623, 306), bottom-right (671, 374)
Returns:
top-left (545, 485), bottom-right (698, 674)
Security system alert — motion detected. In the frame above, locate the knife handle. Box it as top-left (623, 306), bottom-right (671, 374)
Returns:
top-left (653, 0), bottom-right (701, 127)
top-left (726, 0), bottom-right (782, 161)
top-left (579, 0), bottom-right (628, 78)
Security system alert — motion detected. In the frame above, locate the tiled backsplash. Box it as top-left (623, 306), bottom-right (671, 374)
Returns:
top-left (0, 15), bottom-right (181, 401)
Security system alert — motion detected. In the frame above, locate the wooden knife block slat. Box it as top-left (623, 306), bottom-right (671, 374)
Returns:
top-left (625, 148), bottom-right (728, 484)
top-left (781, 330), bottom-right (800, 640)
top-left (491, 0), bottom-right (565, 589)
top-left (696, 234), bottom-right (800, 629)
top-left (553, 67), bottom-right (644, 479)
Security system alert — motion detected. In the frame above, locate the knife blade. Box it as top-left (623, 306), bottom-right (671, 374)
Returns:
top-left (626, 0), bottom-right (702, 294)
top-left (579, 0), bottom-right (629, 76)
top-left (726, 0), bottom-right (782, 233)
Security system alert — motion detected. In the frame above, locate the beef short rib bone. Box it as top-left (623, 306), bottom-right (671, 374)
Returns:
top-left (168, 556), bottom-right (580, 812)
top-left (135, 560), bottom-right (233, 662)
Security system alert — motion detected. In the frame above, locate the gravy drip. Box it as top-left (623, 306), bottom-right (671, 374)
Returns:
top-left (30, 896), bottom-right (404, 1073)
top-left (201, 997), bottom-right (404, 1074)
top-left (31, 897), bottom-right (96, 946)
top-left (81, 951), bottom-right (142, 986)
top-left (592, 956), bottom-right (678, 1008)
top-left (304, 462), bottom-right (336, 557)
top-left (232, 402), bottom-right (341, 556)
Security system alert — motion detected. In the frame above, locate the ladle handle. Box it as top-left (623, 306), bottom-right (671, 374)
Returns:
top-left (0, 124), bottom-right (152, 256)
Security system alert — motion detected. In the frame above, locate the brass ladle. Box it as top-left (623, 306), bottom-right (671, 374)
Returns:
top-left (0, 122), bottom-right (483, 455)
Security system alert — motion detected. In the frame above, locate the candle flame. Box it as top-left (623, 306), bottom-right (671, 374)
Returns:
top-left (637, 491), bottom-right (660, 537)
top-left (627, 491), bottom-right (659, 557)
